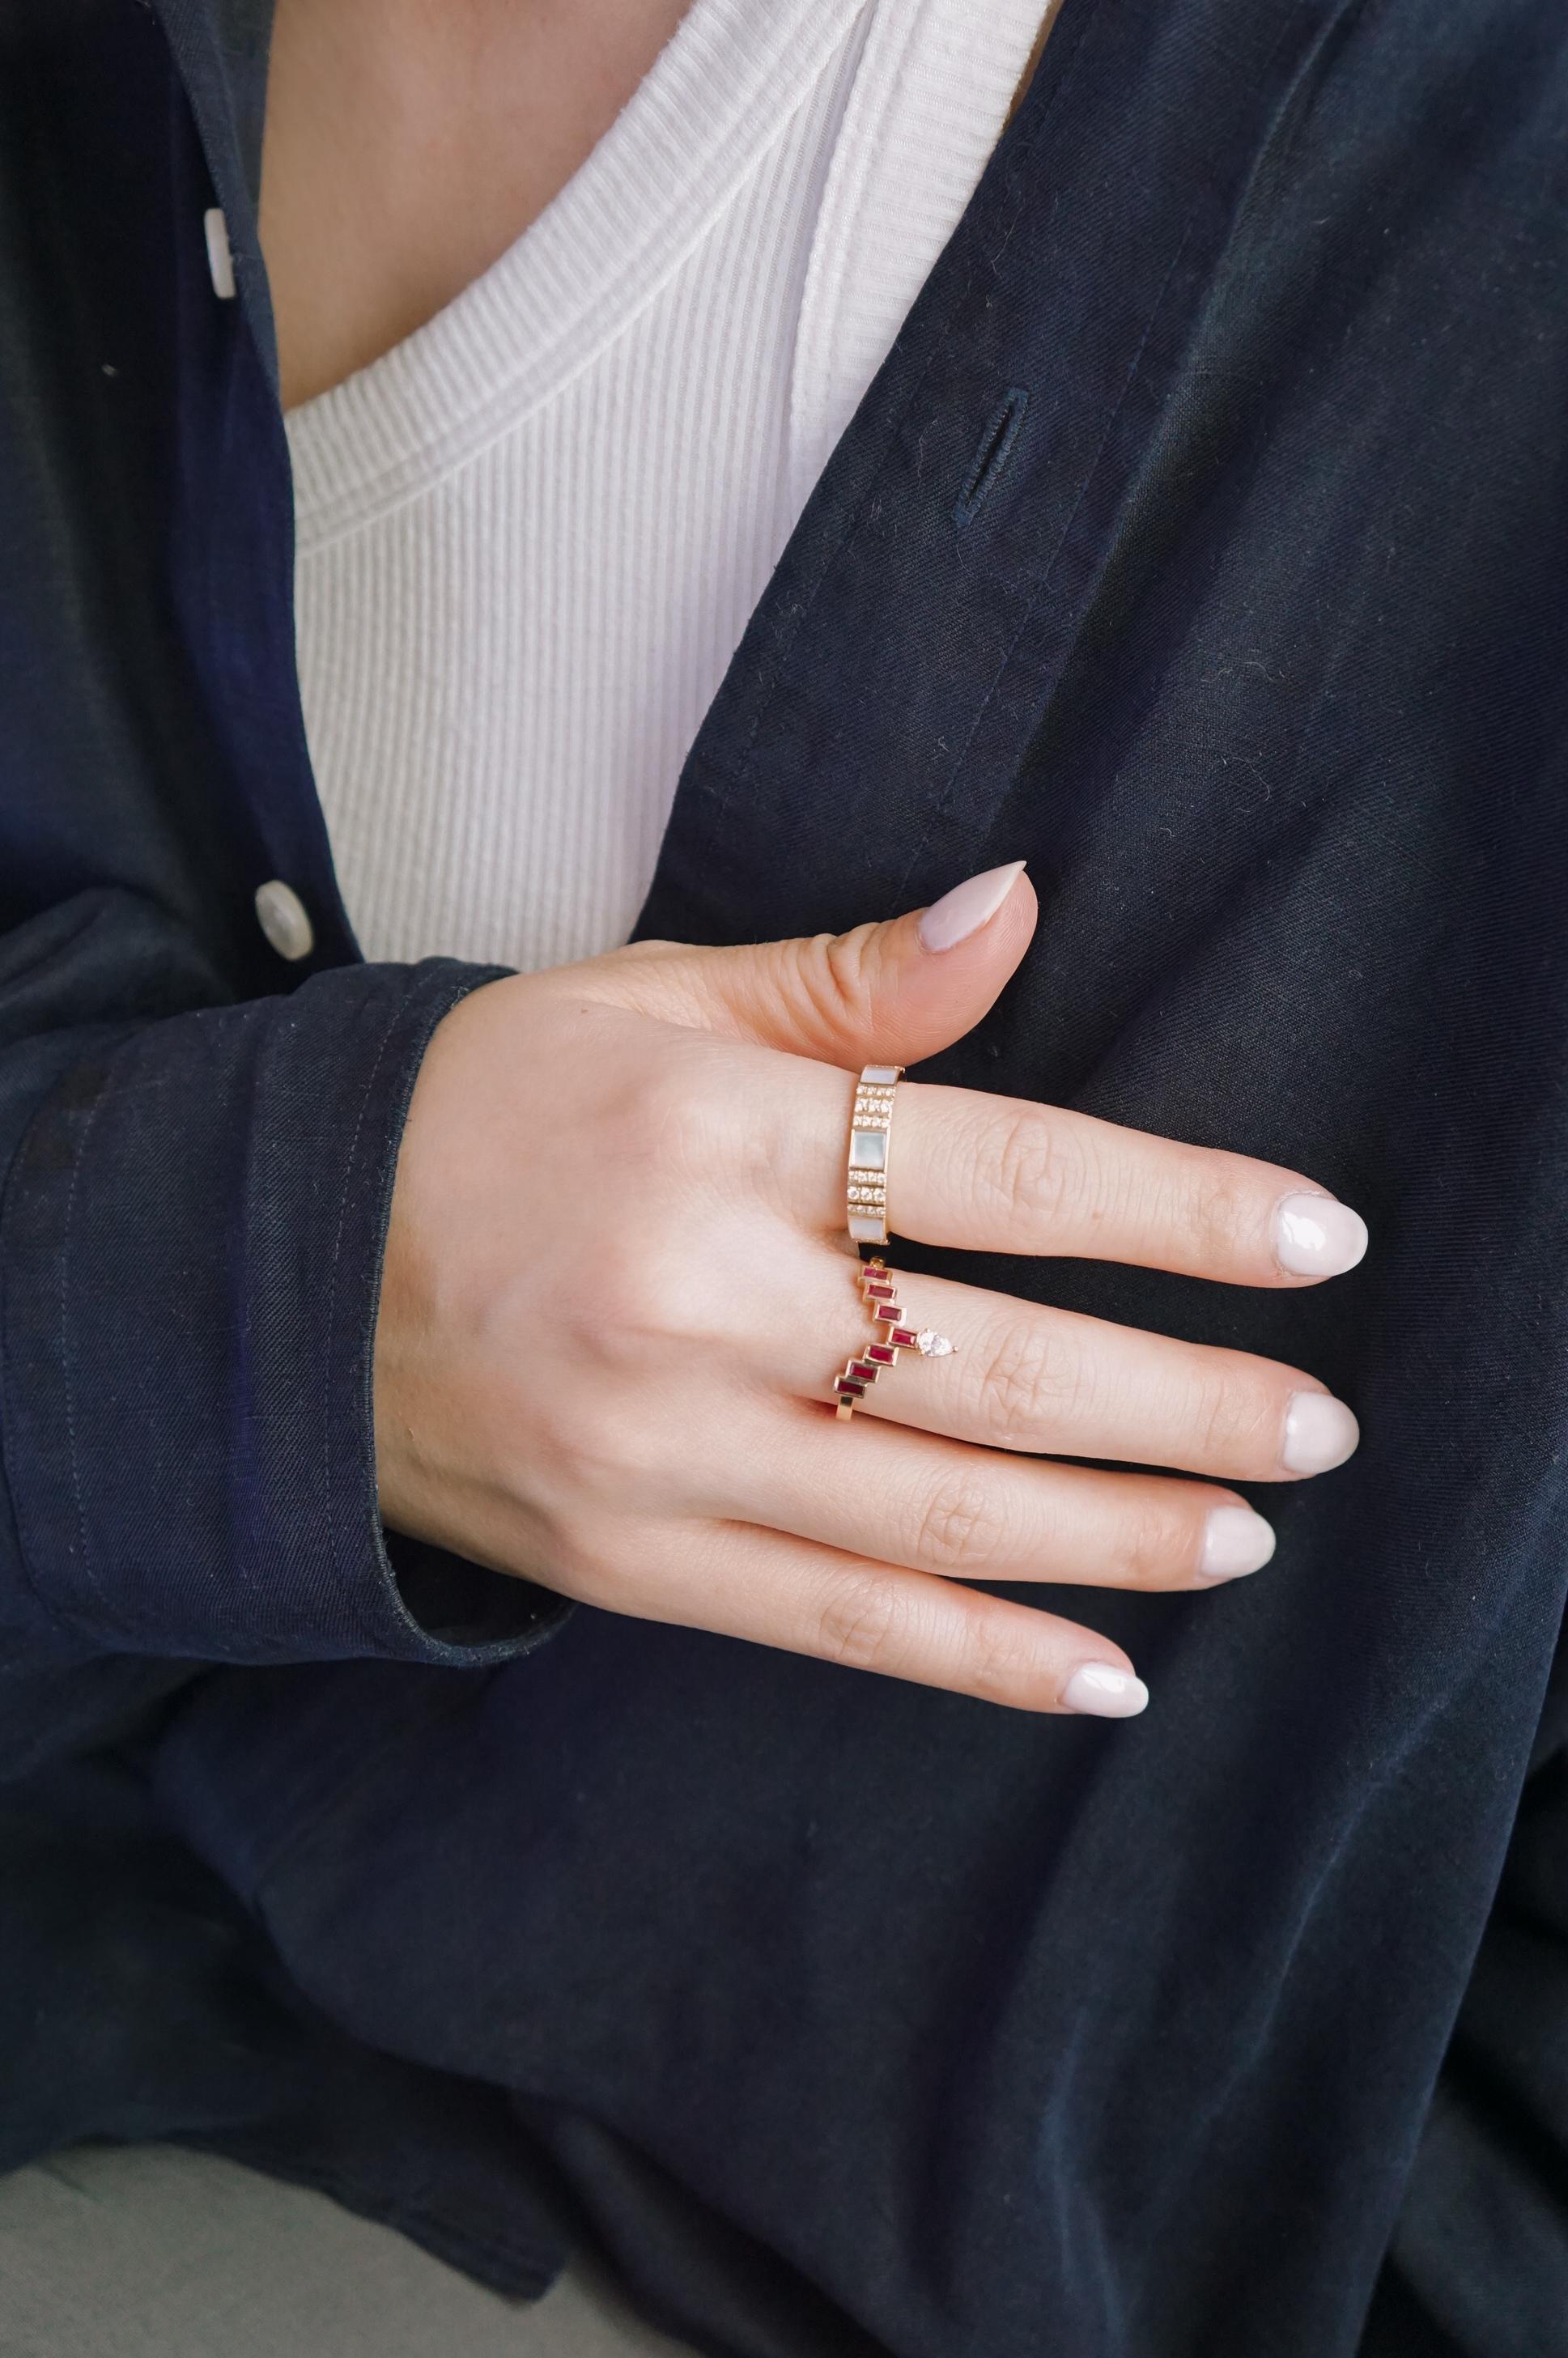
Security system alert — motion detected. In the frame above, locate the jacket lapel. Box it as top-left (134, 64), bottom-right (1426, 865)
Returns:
top-left (637, 0), bottom-right (1345, 946)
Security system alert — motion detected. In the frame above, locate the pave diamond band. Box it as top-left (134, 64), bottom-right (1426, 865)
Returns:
top-left (832, 1259), bottom-right (957, 1422)
top-left (846, 1063), bottom-right (903, 1245)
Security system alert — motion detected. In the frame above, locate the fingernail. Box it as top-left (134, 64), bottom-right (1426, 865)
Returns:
top-left (917, 860), bottom-right (1027, 952)
top-left (1273, 1191), bottom-right (1368, 1278)
top-left (1062, 1663), bottom-right (1149, 1719)
top-left (1199, 1504), bottom-right (1277, 1581)
top-left (1281, 1390), bottom-right (1360, 1475)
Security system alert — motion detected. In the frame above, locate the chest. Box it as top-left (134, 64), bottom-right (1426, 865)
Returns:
top-left (257, 0), bottom-right (695, 409)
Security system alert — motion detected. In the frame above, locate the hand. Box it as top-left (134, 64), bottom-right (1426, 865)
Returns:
top-left (375, 864), bottom-right (1366, 1717)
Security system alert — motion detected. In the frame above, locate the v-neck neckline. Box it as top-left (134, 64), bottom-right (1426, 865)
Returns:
top-left (285, 0), bottom-right (864, 548)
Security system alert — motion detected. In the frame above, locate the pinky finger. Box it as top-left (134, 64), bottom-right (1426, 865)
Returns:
top-left (644, 1521), bottom-right (1150, 1719)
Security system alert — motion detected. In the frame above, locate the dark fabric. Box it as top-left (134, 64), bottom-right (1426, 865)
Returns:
top-left (1, 0), bottom-right (1566, 2353)
top-left (1362, 1652), bottom-right (1568, 2358)
top-left (0, 0), bottom-right (573, 1744)
top-left (1, 1744), bottom-right (576, 2294)
top-left (0, 0), bottom-right (572, 2191)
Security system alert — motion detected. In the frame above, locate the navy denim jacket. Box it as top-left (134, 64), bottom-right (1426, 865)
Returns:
top-left (2, 2), bottom-right (1567, 2352)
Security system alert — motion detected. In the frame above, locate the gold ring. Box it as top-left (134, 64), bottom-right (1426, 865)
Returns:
top-left (832, 1259), bottom-right (956, 1421)
top-left (846, 1063), bottom-right (903, 1244)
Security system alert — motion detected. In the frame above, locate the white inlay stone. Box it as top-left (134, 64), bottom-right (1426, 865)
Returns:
top-left (849, 1129), bottom-right (887, 1170)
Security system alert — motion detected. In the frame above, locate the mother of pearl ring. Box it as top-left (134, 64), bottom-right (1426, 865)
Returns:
top-left (846, 1063), bottom-right (903, 1245)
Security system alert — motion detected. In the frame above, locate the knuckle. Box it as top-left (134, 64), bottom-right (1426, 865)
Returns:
top-left (961, 1608), bottom-right (1055, 1706)
top-left (1177, 1159), bottom-right (1256, 1268)
top-left (613, 1043), bottom-right (767, 1212)
top-left (910, 1472), bottom-right (1009, 1573)
top-left (521, 1388), bottom-right (647, 1506)
top-left (542, 1516), bottom-right (662, 1612)
top-left (986, 1107), bottom-right (1081, 1231)
top-left (976, 1316), bottom-right (1085, 1448)
top-left (570, 1239), bottom-right (683, 1354)
top-left (583, 1395), bottom-right (678, 1494)
top-left (1184, 1366), bottom-right (1281, 1468)
top-left (779, 926), bottom-right (881, 1056)
top-left (559, 1220), bottom-right (720, 1364)
top-left (814, 1572), bottom-right (910, 1675)
top-left (615, 1049), bottom-right (709, 1169)
top-left (1111, 1499), bottom-right (1195, 1589)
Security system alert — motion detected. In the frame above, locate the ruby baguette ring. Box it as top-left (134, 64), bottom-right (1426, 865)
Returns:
top-left (832, 1259), bottom-right (956, 1421)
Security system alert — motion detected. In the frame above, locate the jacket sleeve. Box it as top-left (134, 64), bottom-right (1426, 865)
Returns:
top-left (0, 886), bottom-right (576, 1782)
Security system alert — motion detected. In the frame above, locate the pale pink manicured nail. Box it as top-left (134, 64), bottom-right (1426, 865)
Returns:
top-left (917, 859), bottom-right (1027, 952)
top-left (1062, 1663), bottom-right (1149, 1719)
top-left (1282, 1390), bottom-right (1360, 1475)
top-left (1273, 1192), bottom-right (1369, 1277)
top-left (1199, 1505), bottom-right (1277, 1580)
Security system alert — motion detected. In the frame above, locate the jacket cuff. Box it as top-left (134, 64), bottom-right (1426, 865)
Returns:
top-left (1, 954), bottom-right (574, 1668)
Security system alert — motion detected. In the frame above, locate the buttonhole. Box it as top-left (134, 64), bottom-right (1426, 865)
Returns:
top-left (954, 387), bottom-right (1029, 529)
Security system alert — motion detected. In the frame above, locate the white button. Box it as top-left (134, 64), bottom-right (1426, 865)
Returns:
top-left (204, 207), bottom-right (236, 300)
top-left (254, 879), bottom-right (314, 962)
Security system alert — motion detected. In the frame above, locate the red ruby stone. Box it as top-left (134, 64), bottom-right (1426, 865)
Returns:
top-left (863, 1281), bottom-right (895, 1299)
top-left (873, 1302), bottom-right (904, 1323)
top-left (890, 1327), bottom-right (918, 1347)
top-left (848, 1362), bottom-right (878, 1383)
top-left (865, 1343), bottom-right (895, 1365)
top-left (835, 1375), bottom-right (865, 1396)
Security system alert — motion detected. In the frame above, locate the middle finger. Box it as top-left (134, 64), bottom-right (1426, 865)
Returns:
top-left (780, 1256), bottom-right (1360, 1483)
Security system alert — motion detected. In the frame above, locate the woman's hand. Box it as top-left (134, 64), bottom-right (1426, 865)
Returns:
top-left (375, 865), bottom-right (1366, 1716)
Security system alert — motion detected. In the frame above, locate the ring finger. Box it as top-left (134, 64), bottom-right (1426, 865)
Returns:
top-left (713, 1399), bottom-right (1280, 1589)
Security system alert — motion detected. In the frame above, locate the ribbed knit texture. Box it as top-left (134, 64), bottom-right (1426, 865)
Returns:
top-left (287, 0), bottom-right (1056, 972)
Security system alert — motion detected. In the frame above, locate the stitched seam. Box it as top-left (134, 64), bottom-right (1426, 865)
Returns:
top-left (695, 0), bottom-right (1106, 864)
top-left (321, 987), bottom-right (406, 1654)
top-left (317, 966), bottom-right (529, 1660)
top-left (0, 1055), bottom-right (92, 1634)
top-left (1, 1023), bottom-right (180, 1639)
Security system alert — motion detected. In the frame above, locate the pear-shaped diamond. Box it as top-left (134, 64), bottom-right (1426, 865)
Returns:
top-left (916, 1328), bottom-right (954, 1357)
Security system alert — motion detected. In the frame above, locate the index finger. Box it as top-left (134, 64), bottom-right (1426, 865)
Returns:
top-left (811, 1077), bottom-right (1369, 1287)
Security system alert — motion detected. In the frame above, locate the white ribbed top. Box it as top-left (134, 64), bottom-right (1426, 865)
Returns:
top-left (287, 0), bottom-right (1055, 972)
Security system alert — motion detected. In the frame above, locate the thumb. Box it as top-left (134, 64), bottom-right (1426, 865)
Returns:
top-left (607, 860), bottom-right (1036, 1068)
